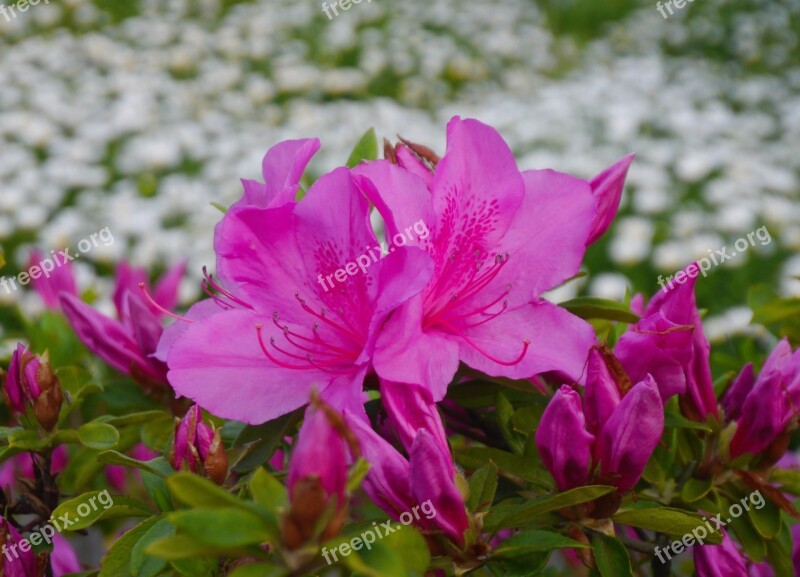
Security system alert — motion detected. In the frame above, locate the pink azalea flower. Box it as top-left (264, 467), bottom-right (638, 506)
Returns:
top-left (344, 382), bottom-right (469, 547)
top-left (615, 263), bottom-right (717, 421)
top-left (59, 261), bottom-right (185, 386)
top-left (161, 159), bottom-right (433, 423)
top-left (28, 248), bottom-right (78, 311)
top-left (725, 339), bottom-right (800, 459)
top-left (354, 117), bottom-right (627, 398)
top-left (283, 397), bottom-right (350, 548)
top-left (536, 349), bottom-right (663, 492)
top-left (237, 138), bottom-right (320, 209)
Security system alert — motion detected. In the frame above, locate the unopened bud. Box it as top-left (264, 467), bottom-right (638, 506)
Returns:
top-left (170, 405), bottom-right (228, 485)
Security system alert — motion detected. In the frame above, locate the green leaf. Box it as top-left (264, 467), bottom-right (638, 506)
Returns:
top-left (210, 201), bottom-right (229, 214)
top-left (168, 508), bottom-right (272, 547)
top-left (731, 512), bottom-right (768, 562)
top-left (456, 447), bottom-right (552, 488)
top-left (467, 462), bottom-right (499, 512)
top-left (106, 411), bottom-right (172, 428)
top-left (249, 467), bottom-right (288, 513)
top-left (227, 564), bottom-right (286, 577)
top-left (612, 507), bottom-right (722, 544)
top-left (146, 534), bottom-right (252, 560)
top-left (96, 451), bottom-right (168, 478)
top-left (560, 297), bottom-right (639, 323)
top-left (765, 522), bottom-right (795, 577)
top-left (130, 518), bottom-right (174, 577)
top-left (664, 412), bottom-right (713, 432)
top-left (680, 477), bottom-right (712, 503)
top-left (141, 459), bottom-right (175, 513)
top-left (771, 469), bottom-right (800, 495)
top-left (498, 486), bottom-right (616, 529)
top-left (167, 472), bottom-right (248, 510)
top-left (496, 392), bottom-right (524, 454)
top-left (591, 533), bottom-right (633, 577)
top-left (52, 492), bottom-right (151, 531)
top-left (347, 458), bottom-right (371, 493)
top-left (492, 530), bottom-right (588, 557)
top-left (488, 552), bottom-right (550, 577)
top-left (99, 517), bottom-right (161, 577)
top-left (748, 497), bottom-right (782, 539)
top-left (171, 557), bottom-right (221, 577)
top-left (346, 128), bottom-right (378, 168)
top-left (59, 422), bottom-right (120, 450)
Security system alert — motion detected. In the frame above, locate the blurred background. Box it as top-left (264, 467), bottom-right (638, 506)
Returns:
top-left (1, 0), bottom-right (799, 350)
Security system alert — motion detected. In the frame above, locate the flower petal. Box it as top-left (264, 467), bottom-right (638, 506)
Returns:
top-left (409, 429), bottom-right (469, 546)
top-left (535, 385), bottom-right (594, 491)
top-left (166, 308), bottom-right (360, 423)
top-left (587, 153), bottom-right (635, 244)
top-left (597, 374), bottom-right (663, 492)
top-left (496, 168), bottom-right (596, 300)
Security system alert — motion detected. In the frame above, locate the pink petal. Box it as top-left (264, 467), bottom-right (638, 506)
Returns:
top-left (597, 374), bottom-right (663, 492)
top-left (535, 386), bottom-right (594, 491)
top-left (496, 168), bottom-right (596, 300)
top-left (587, 153), bottom-right (635, 244)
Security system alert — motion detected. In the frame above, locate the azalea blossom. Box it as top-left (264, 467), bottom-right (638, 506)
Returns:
top-left (354, 117), bottom-right (632, 399)
top-left (725, 338), bottom-right (800, 460)
top-left (344, 382), bottom-right (470, 546)
top-left (161, 143), bottom-right (433, 423)
top-left (60, 261), bottom-right (185, 386)
top-left (536, 348), bottom-right (663, 493)
top-left (615, 263), bottom-right (717, 421)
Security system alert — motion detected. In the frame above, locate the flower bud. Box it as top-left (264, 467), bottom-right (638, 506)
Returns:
top-left (596, 374), bottom-right (663, 492)
top-left (282, 398), bottom-right (350, 549)
top-left (535, 386), bottom-right (594, 492)
top-left (170, 405), bottom-right (228, 485)
top-left (1, 345), bottom-right (63, 431)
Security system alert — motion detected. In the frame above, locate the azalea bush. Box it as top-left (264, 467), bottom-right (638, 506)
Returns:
top-left (0, 117), bottom-right (799, 577)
